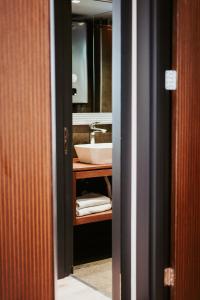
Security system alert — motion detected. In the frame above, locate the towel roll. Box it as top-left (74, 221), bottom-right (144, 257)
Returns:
top-left (76, 203), bottom-right (112, 217)
top-left (76, 193), bottom-right (111, 209)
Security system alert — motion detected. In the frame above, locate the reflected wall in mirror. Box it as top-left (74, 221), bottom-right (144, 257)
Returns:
top-left (72, 21), bottom-right (88, 104)
top-left (72, 1), bottom-right (112, 113)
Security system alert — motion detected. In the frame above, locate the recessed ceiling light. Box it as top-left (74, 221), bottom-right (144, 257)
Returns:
top-left (72, 0), bottom-right (80, 4)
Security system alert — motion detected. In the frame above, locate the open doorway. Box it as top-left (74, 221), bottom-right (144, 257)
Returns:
top-left (52, 0), bottom-right (138, 297)
top-left (72, 1), bottom-right (113, 297)
top-left (54, 0), bottom-right (123, 299)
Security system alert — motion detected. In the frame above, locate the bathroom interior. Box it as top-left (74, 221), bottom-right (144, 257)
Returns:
top-left (69, 0), bottom-right (113, 298)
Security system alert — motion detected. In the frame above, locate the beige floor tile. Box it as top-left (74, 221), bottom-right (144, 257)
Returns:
top-left (74, 258), bottom-right (112, 298)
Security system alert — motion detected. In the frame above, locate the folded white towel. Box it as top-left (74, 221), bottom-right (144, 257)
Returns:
top-left (76, 193), bottom-right (111, 209)
top-left (76, 203), bottom-right (112, 217)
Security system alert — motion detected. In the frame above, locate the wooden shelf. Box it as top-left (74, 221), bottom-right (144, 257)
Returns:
top-left (75, 169), bottom-right (112, 179)
top-left (73, 158), bottom-right (112, 172)
top-left (73, 159), bottom-right (112, 225)
top-left (75, 209), bottom-right (112, 225)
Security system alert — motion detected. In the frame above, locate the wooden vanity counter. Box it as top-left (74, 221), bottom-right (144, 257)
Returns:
top-left (73, 158), bottom-right (112, 225)
top-left (73, 158), bottom-right (112, 171)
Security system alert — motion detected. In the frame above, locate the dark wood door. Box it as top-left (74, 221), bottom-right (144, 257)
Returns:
top-left (171, 0), bottom-right (200, 299)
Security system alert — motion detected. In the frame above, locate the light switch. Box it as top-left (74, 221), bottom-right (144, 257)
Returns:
top-left (165, 70), bottom-right (177, 90)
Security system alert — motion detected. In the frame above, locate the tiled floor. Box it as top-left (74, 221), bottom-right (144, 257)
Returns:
top-left (74, 258), bottom-right (112, 298)
top-left (57, 276), bottom-right (111, 300)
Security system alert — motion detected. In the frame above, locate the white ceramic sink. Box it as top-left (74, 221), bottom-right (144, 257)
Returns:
top-left (74, 143), bottom-right (112, 164)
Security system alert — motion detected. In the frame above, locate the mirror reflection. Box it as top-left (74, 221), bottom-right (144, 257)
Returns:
top-left (72, 2), bottom-right (112, 113)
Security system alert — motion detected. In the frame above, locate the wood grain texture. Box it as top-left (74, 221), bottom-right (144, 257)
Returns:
top-left (172, 0), bottom-right (200, 298)
top-left (75, 169), bottom-right (112, 179)
top-left (75, 210), bottom-right (112, 225)
top-left (0, 1), bottom-right (54, 300)
top-left (100, 25), bottom-right (112, 112)
top-left (73, 159), bottom-right (112, 172)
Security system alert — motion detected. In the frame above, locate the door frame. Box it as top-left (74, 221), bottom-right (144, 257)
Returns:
top-left (112, 0), bottom-right (133, 299)
top-left (137, 0), bottom-right (172, 299)
top-left (51, 0), bottom-right (172, 299)
top-left (54, 0), bottom-right (73, 278)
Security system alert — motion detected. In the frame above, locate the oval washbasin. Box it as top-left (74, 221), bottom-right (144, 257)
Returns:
top-left (74, 143), bottom-right (112, 164)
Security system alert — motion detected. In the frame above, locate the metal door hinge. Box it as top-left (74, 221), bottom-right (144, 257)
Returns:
top-left (64, 127), bottom-right (69, 156)
top-left (164, 268), bottom-right (175, 287)
top-left (165, 70), bottom-right (177, 90)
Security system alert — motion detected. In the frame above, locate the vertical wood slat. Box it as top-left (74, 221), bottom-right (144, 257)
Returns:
top-left (172, 0), bottom-right (200, 299)
top-left (0, 1), bottom-right (54, 300)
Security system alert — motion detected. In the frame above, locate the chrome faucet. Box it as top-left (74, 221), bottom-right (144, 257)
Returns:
top-left (89, 122), bottom-right (107, 144)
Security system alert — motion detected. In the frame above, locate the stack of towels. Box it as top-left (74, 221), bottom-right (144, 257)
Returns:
top-left (76, 192), bottom-right (112, 217)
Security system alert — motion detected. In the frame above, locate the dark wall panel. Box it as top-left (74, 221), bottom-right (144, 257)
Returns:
top-left (0, 1), bottom-right (54, 299)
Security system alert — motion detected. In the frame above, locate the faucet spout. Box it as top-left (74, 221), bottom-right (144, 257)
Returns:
top-left (89, 122), bottom-right (107, 144)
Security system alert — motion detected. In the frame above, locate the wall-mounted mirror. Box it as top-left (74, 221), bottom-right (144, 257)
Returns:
top-left (72, 0), bottom-right (112, 124)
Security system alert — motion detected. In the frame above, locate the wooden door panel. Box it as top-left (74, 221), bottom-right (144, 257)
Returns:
top-left (172, 0), bottom-right (200, 299)
top-left (0, 1), bottom-right (54, 300)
